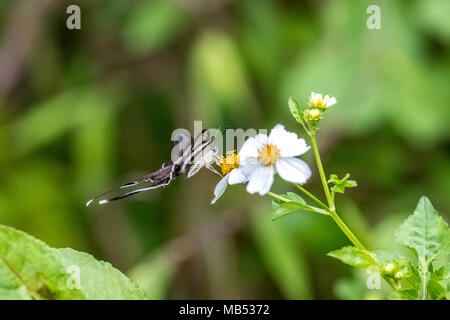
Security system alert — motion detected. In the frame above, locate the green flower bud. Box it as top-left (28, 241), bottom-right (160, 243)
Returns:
top-left (305, 108), bottom-right (321, 121)
top-left (384, 263), bottom-right (395, 273)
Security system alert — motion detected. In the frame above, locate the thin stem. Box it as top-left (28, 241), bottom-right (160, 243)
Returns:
top-left (329, 210), bottom-right (366, 250)
top-left (267, 192), bottom-right (290, 203)
top-left (308, 134), bottom-right (398, 290)
top-left (309, 134), bottom-right (366, 251)
top-left (420, 269), bottom-right (428, 300)
top-left (310, 135), bottom-right (334, 210)
top-left (294, 184), bottom-right (328, 209)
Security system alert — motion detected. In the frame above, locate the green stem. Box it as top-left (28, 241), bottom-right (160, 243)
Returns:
top-left (309, 134), bottom-right (366, 251)
top-left (308, 134), bottom-right (398, 290)
top-left (420, 269), bottom-right (428, 300)
top-left (267, 192), bottom-right (290, 203)
top-left (310, 135), bottom-right (334, 210)
top-left (329, 210), bottom-right (366, 250)
top-left (294, 184), bottom-right (328, 209)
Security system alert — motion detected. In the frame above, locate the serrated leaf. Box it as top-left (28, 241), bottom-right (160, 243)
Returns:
top-left (328, 246), bottom-right (377, 268)
top-left (395, 197), bottom-right (450, 267)
top-left (0, 225), bottom-right (147, 300)
top-left (288, 96), bottom-right (305, 126)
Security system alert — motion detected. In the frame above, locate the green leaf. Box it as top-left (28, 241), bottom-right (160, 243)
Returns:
top-left (271, 192), bottom-right (327, 221)
top-left (432, 265), bottom-right (450, 282)
top-left (0, 225), bottom-right (147, 300)
top-left (288, 96), bottom-right (305, 126)
top-left (271, 192), bottom-right (306, 218)
top-left (428, 266), bottom-right (450, 300)
top-left (427, 279), bottom-right (447, 300)
top-left (407, 262), bottom-right (422, 287)
top-left (389, 289), bottom-right (418, 300)
top-left (284, 192), bottom-right (306, 204)
top-left (395, 197), bottom-right (450, 267)
top-left (373, 250), bottom-right (401, 266)
top-left (394, 197), bottom-right (450, 299)
top-left (328, 246), bottom-right (377, 269)
top-left (328, 173), bottom-right (357, 194)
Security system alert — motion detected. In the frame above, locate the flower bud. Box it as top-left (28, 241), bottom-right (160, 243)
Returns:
top-left (384, 264), bottom-right (395, 273)
top-left (305, 108), bottom-right (321, 121)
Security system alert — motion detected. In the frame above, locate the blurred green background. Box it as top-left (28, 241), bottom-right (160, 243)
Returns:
top-left (0, 0), bottom-right (449, 299)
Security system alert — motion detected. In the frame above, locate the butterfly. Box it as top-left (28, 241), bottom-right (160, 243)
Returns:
top-left (86, 129), bottom-right (220, 206)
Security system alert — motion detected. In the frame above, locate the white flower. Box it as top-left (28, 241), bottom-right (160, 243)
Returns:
top-left (211, 151), bottom-right (248, 204)
top-left (238, 124), bottom-right (311, 195)
top-left (309, 92), bottom-right (337, 109)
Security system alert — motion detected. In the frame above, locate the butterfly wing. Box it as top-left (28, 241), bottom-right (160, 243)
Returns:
top-left (86, 130), bottom-right (214, 206)
top-left (185, 144), bottom-right (219, 178)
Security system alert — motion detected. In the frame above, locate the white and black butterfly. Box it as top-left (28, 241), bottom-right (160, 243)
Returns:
top-left (86, 129), bottom-right (220, 206)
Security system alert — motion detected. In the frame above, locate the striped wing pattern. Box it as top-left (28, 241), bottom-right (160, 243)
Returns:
top-left (86, 130), bottom-right (216, 206)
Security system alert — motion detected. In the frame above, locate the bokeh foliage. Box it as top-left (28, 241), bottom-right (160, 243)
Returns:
top-left (0, 0), bottom-right (448, 299)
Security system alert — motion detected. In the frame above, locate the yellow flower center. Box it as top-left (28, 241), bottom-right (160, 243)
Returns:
top-left (316, 98), bottom-right (324, 107)
top-left (258, 144), bottom-right (281, 166)
top-left (219, 151), bottom-right (240, 175)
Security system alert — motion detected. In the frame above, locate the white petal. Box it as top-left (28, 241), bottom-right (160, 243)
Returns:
top-left (268, 125), bottom-right (310, 157)
top-left (238, 134), bottom-right (268, 164)
top-left (228, 168), bottom-right (248, 185)
top-left (276, 157), bottom-right (311, 185)
top-left (325, 96), bottom-right (337, 107)
top-left (254, 133), bottom-right (269, 145)
top-left (239, 162), bottom-right (260, 177)
top-left (211, 174), bottom-right (229, 204)
top-left (246, 165), bottom-right (274, 195)
top-left (310, 92), bottom-right (322, 104)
